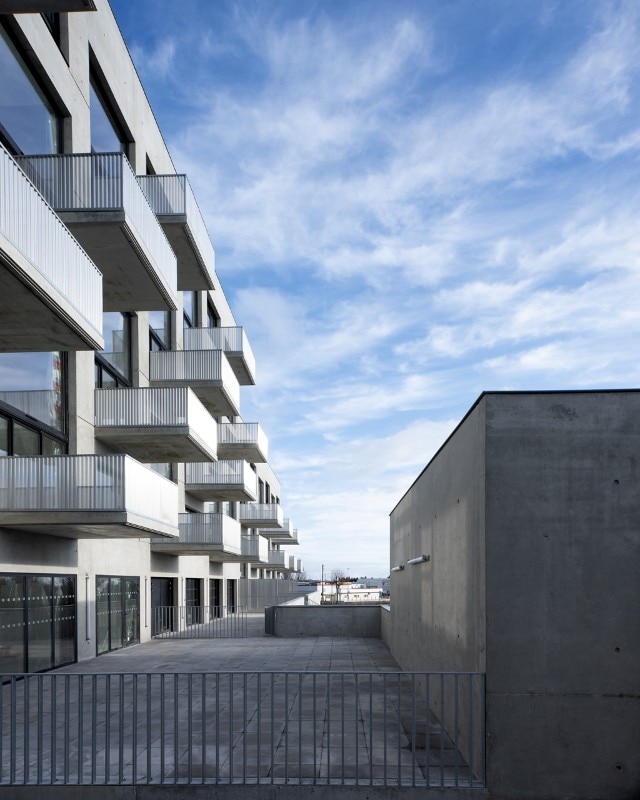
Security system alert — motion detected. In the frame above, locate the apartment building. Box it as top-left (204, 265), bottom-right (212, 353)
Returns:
top-left (0, 0), bottom-right (301, 672)
top-left (387, 390), bottom-right (640, 800)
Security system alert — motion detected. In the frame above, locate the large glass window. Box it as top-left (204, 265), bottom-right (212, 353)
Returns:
top-left (149, 310), bottom-right (170, 351)
top-left (0, 573), bottom-right (76, 673)
top-left (0, 351), bottom-right (66, 433)
top-left (96, 575), bottom-right (139, 655)
top-left (206, 301), bottom-right (219, 328)
top-left (0, 24), bottom-right (61, 155)
top-left (183, 291), bottom-right (197, 329)
top-left (96, 312), bottom-right (131, 386)
top-left (90, 75), bottom-right (124, 154)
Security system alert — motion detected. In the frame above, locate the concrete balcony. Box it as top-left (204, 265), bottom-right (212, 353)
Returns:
top-left (0, 145), bottom-right (103, 352)
top-left (183, 327), bottom-right (256, 385)
top-left (0, 454), bottom-right (178, 539)
top-left (95, 387), bottom-right (217, 463)
top-left (150, 512), bottom-right (241, 559)
top-left (185, 460), bottom-right (257, 502)
top-left (267, 549), bottom-right (288, 570)
top-left (217, 422), bottom-right (268, 463)
top-left (267, 521), bottom-right (301, 546)
top-left (138, 175), bottom-right (215, 291)
top-left (150, 349), bottom-right (240, 417)
top-left (238, 503), bottom-right (283, 529)
top-left (16, 153), bottom-right (177, 312)
top-left (0, 1), bottom-right (96, 10)
top-left (240, 533), bottom-right (268, 563)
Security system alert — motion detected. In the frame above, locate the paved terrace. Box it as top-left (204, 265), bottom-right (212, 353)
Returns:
top-left (1, 614), bottom-right (482, 796)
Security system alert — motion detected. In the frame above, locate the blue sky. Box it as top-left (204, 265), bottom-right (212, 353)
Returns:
top-left (111, 0), bottom-right (640, 578)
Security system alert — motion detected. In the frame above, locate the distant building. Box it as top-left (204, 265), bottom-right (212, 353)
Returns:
top-left (387, 390), bottom-right (640, 800)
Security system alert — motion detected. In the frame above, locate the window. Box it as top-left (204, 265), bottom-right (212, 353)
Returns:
top-left (96, 576), bottom-right (139, 655)
top-left (206, 301), bottom-right (219, 328)
top-left (0, 23), bottom-right (61, 155)
top-left (89, 71), bottom-right (127, 154)
top-left (149, 310), bottom-right (170, 351)
top-left (95, 312), bottom-right (131, 387)
top-left (0, 573), bottom-right (76, 673)
top-left (183, 291), bottom-right (197, 329)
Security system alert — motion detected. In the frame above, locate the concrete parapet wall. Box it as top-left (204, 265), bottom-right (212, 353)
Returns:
top-left (270, 605), bottom-right (382, 637)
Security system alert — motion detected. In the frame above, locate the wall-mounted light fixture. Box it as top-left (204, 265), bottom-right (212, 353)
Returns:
top-left (407, 554), bottom-right (430, 565)
top-left (390, 564), bottom-right (404, 572)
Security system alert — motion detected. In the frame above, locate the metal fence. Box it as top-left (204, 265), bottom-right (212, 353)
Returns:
top-left (151, 606), bottom-right (247, 639)
top-left (0, 670), bottom-right (485, 787)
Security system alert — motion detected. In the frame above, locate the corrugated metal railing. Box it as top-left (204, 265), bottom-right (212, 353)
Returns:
top-left (183, 326), bottom-right (256, 380)
top-left (95, 387), bottom-right (217, 443)
top-left (241, 533), bottom-right (268, 562)
top-left (151, 606), bottom-right (247, 639)
top-left (137, 173), bottom-right (215, 277)
top-left (185, 460), bottom-right (257, 494)
top-left (0, 455), bottom-right (178, 531)
top-left (150, 350), bottom-right (240, 413)
top-left (218, 422), bottom-right (267, 453)
top-left (16, 152), bottom-right (177, 295)
top-left (1, 145), bottom-right (102, 333)
top-left (238, 503), bottom-right (284, 527)
top-left (0, 670), bottom-right (485, 787)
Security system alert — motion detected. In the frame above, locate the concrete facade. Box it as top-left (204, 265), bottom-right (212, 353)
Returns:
top-left (0, 0), bottom-right (302, 673)
top-left (387, 390), bottom-right (640, 800)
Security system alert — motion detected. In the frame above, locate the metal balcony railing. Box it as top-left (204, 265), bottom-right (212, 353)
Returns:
top-left (0, 454), bottom-right (177, 528)
top-left (0, 670), bottom-right (486, 786)
top-left (217, 422), bottom-right (268, 460)
top-left (95, 387), bottom-right (216, 438)
top-left (186, 460), bottom-right (257, 492)
top-left (16, 152), bottom-right (176, 297)
top-left (183, 327), bottom-right (256, 383)
top-left (238, 503), bottom-right (283, 527)
top-left (0, 144), bottom-right (102, 336)
top-left (241, 533), bottom-right (268, 562)
top-left (138, 173), bottom-right (215, 279)
top-left (267, 550), bottom-right (287, 569)
top-left (149, 349), bottom-right (240, 415)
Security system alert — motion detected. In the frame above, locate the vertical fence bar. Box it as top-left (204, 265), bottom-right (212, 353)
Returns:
top-left (160, 673), bottom-right (165, 784)
top-left (439, 673), bottom-right (445, 787)
top-left (201, 673), bottom-right (206, 785)
top-left (78, 674), bottom-right (84, 784)
top-left (215, 673), bottom-right (220, 785)
top-left (411, 672), bottom-right (416, 787)
top-left (382, 673), bottom-right (387, 786)
top-left (229, 673), bottom-right (234, 781)
top-left (481, 673), bottom-right (486, 787)
top-left (425, 673), bottom-right (430, 787)
top-left (270, 673), bottom-right (274, 785)
top-left (119, 673), bottom-right (124, 784)
top-left (396, 673), bottom-right (401, 785)
top-left (355, 673), bottom-right (359, 786)
top-left (146, 673), bottom-right (152, 784)
top-left (313, 673), bottom-right (317, 784)
top-left (187, 673), bottom-right (193, 783)
top-left (284, 673), bottom-right (288, 784)
top-left (298, 673), bottom-right (303, 783)
top-left (23, 674), bottom-right (29, 785)
top-left (173, 674), bottom-right (178, 785)
top-left (105, 674), bottom-right (111, 784)
top-left (37, 675), bottom-right (43, 784)
top-left (454, 673), bottom-right (459, 786)
top-left (91, 675), bottom-right (97, 785)
top-left (369, 674), bottom-right (373, 786)
top-left (341, 673), bottom-right (345, 785)
top-left (243, 673), bottom-right (247, 784)
top-left (132, 674), bottom-right (138, 784)
top-left (257, 672), bottom-right (261, 785)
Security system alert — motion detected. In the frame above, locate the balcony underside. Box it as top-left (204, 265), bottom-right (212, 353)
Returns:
top-left (150, 542), bottom-right (241, 559)
top-left (160, 218), bottom-right (214, 291)
top-left (0, 511), bottom-right (178, 539)
top-left (226, 352), bottom-right (254, 386)
top-left (238, 517), bottom-right (283, 529)
top-left (216, 442), bottom-right (267, 462)
top-left (60, 212), bottom-right (177, 311)
top-left (185, 483), bottom-right (257, 502)
top-left (95, 426), bottom-right (217, 463)
top-left (0, 1), bottom-right (95, 9)
top-left (0, 238), bottom-right (103, 352)
top-left (151, 380), bottom-right (239, 418)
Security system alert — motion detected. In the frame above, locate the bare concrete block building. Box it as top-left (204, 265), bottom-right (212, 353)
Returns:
top-left (388, 390), bottom-right (640, 800)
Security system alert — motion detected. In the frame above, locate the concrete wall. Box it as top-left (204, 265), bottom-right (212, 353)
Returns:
top-left (388, 390), bottom-right (640, 800)
top-left (271, 605), bottom-right (382, 638)
top-left (483, 392), bottom-right (640, 800)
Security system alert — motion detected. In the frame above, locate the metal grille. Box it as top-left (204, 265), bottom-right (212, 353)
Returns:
top-left (151, 606), bottom-right (247, 639)
top-left (0, 670), bottom-right (485, 787)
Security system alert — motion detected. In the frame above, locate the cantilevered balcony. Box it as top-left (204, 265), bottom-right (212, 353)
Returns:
top-left (150, 349), bottom-right (240, 417)
top-left (238, 503), bottom-right (283, 529)
top-left (240, 533), bottom-right (268, 563)
top-left (95, 387), bottom-right (217, 463)
top-left (150, 512), bottom-right (241, 559)
top-left (185, 461), bottom-right (257, 502)
top-left (183, 327), bottom-right (256, 385)
top-left (0, 1), bottom-right (96, 10)
top-left (217, 422), bottom-right (268, 462)
top-left (267, 549), bottom-right (288, 570)
top-left (0, 145), bottom-right (103, 351)
top-left (16, 153), bottom-right (177, 312)
top-left (138, 175), bottom-right (215, 291)
top-left (0, 455), bottom-right (178, 539)
top-left (259, 517), bottom-right (292, 540)
top-left (268, 521), bottom-right (301, 546)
